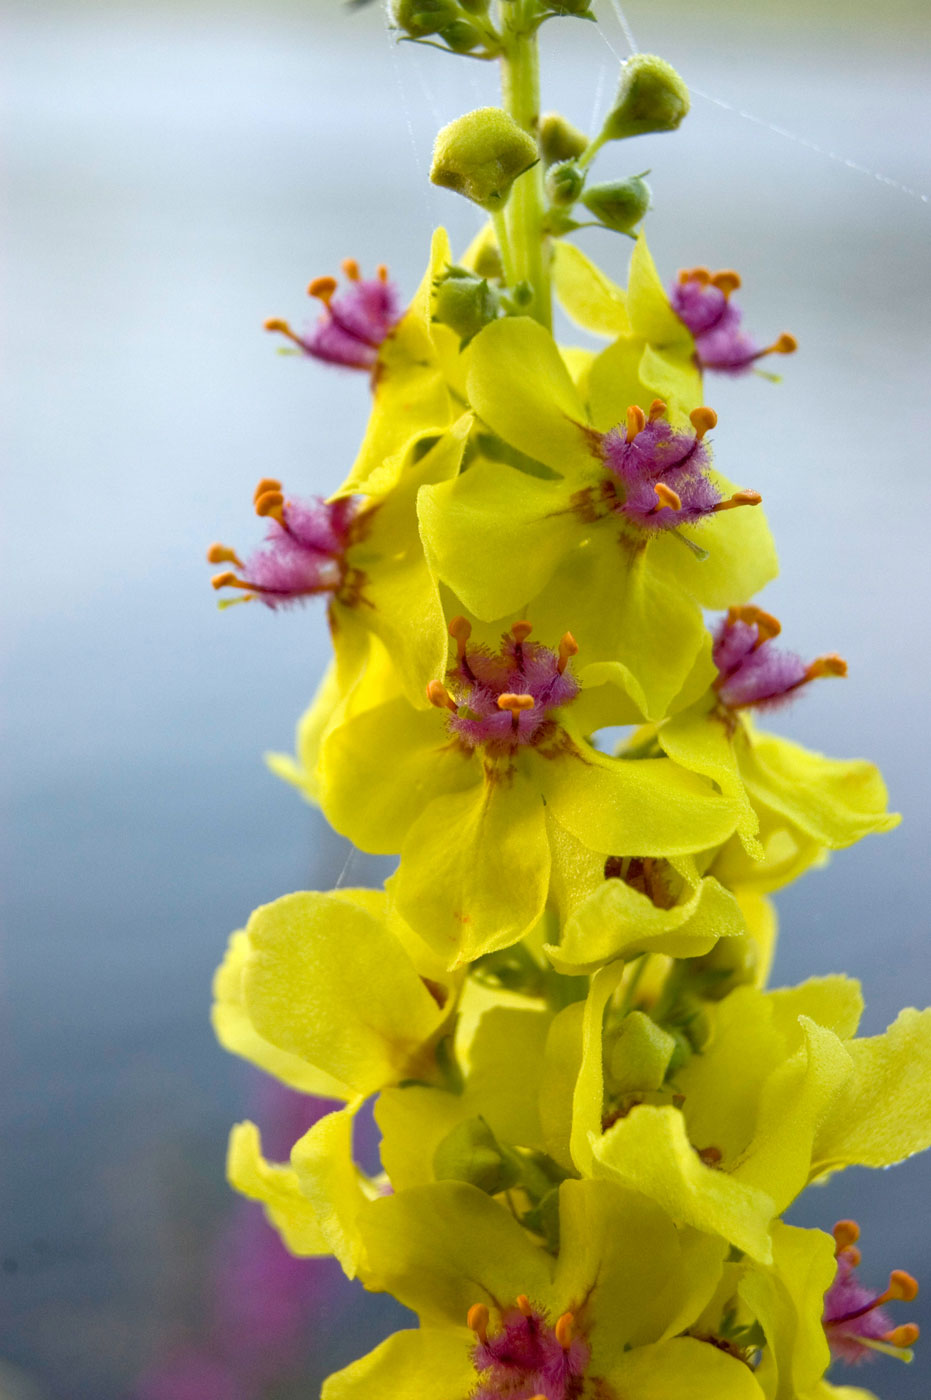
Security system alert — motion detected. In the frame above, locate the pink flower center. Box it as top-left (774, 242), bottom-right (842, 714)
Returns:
top-left (427, 620), bottom-right (579, 758)
top-left (823, 1219), bottom-right (920, 1365)
top-left (467, 1298), bottom-right (589, 1400)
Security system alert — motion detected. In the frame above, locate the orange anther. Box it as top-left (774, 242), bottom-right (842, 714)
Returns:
top-left (516, 1295), bottom-right (534, 1317)
top-left (654, 482), bottom-right (682, 512)
top-left (510, 621), bottom-right (533, 644)
top-left (698, 1145), bottom-right (723, 1166)
top-left (341, 258), bottom-right (361, 280)
top-left (253, 477), bottom-right (282, 502)
top-left (689, 406), bottom-right (718, 440)
top-left (726, 605), bottom-right (781, 644)
top-left (449, 615), bottom-right (472, 659)
top-left (211, 571), bottom-right (238, 590)
top-left (888, 1271), bottom-right (919, 1303)
top-left (308, 275), bottom-right (338, 302)
top-left (714, 489), bottom-right (762, 512)
top-left (254, 490), bottom-right (285, 521)
top-left (264, 319), bottom-right (306, 350)
top-left (841, 1244), bottom-right (862, 1267)
top-left (883, 1324), bottom-right (920, 1348)
top-left (377, 263), bottom-right (389, 282)
top-left (711, 269), bottom-right (741, 296)
top-left (467, 1303), bottom-right (489, 1342)
top-left (679, 266), bottom-right (711, 285)
top-left (771, 332), bottom-right (798, 355)
top-left (498, 693), bottom-right (535, 714)
top-left (806, 654), bottom-right (847, 681)
top-left (555, 1312), bottom-right (574, 1349)
top-left (557, 632), bottom-right (578, 674)
top-left (427, 680), bottom-right (457, 712)
top-left (206, 543), bottom-right (243, 567)
top-left (832, 1220), bottom-right (861, 1251)
top-left (626, 404), bottom-right (646, 443)
top-left (648, 399), bottom-right (667, 422)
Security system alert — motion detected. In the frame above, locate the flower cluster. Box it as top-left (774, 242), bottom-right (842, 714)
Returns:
top-left (206, 14), bottom-right (927, 1400)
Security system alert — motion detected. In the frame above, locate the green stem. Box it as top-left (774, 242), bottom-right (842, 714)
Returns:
top-left (498, 1), bottom-right (551, 328)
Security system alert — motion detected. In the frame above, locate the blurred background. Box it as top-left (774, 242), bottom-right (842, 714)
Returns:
top-left (2, 0), bottom-right (930, 1395)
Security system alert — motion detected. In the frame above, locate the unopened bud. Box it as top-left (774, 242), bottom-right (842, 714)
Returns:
top-left (433, 1116), bottom-right (522, 1195)
top-left (581, 175), bottom-right (651, 232)
top-left (439, 18), bottom-right (484, 51)
top-left (539, 112), bottom-right (589, 166)
top-left (390, 0), bottom-right (461, 38)
top-left (433, 265), bottom-right (500, 344)
top-left (546, 161), bottom-right (584, 207)
top-left (601, 54), bottom-right (690, 142)
top-left (608, 1011), bottom-right (676, 1095)
top-left (431, 107), bottom-right (539, 211)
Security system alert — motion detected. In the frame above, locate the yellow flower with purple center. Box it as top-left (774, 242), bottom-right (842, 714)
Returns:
top-left (323, 1178), bottom-right (762, 1400)
top-left (316, 617), bottom-right (741, 965)
top-left (419, 314), bottom-right (776, 718)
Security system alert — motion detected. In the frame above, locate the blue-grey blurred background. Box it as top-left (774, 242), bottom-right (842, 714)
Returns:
top-left (3, 0), bottom-right (930, 1395)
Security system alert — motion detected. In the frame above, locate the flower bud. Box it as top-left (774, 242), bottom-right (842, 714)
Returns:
top-left (546, 161), bottom-right (584, 207)
top-left (390, 0), bottom-right (461, 38)
top-left (439, 18), bottom-right (484, 51)
top-left (601, 54), bottom-right (690, 141)
top-left (431, 107), bottom-right (539, 211)
top-left (608, 1011), bottom-right (676, 1095)
top-left (433, 265), bottom-right (500, 345)
top-left (539, 111), bottom-right (589, 166)
top-left (433, 1115), bottom-right (522, 1194)
top-left (581, 175), bottom-right (651, 232)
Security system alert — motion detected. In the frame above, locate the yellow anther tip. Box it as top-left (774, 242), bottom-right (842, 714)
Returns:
top-left (498, 692), bottom-right (535, 713)
top-left (626, 404), bottom-right (646, 442)
top-left (308, 275), bottom-right (338, 301)
top-left (467, 1303), bottom-right (490, 1339)
top-left (555, 1312), bottom-right (575, 1349)
top-left (689, 406), bottom-right (718, 438)
top-left (890, 1270), bottom-right (919, 1302)
top-left (255, 491), bottom-right (285, 518)
top-left (808, 653), bottom-right (847, 680)
top-left (833, 1220), bottom-right (861, 1250)
top-left (884, 1324), bottom-right (920, 1348)
top-left (254, 477), bottom-right (282, 500)
top-left (654, 482), bottom-right (682, 512)
top-left (711, 269), bottom-right (741, 295)
top-left (427, 680), bottom-right (456, 711)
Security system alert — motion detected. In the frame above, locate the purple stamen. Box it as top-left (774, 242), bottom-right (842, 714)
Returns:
top-left (600, 413), bottom-right (722, 531)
